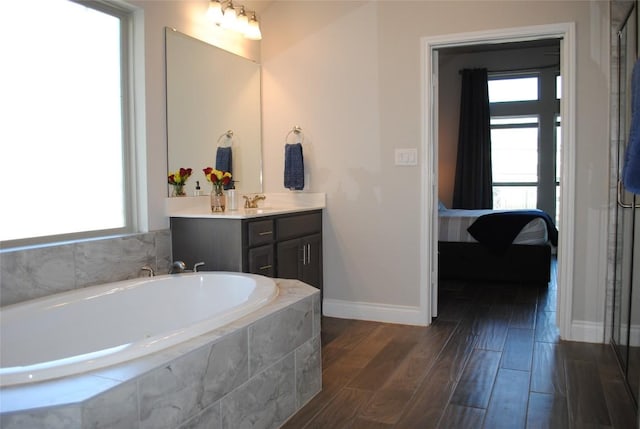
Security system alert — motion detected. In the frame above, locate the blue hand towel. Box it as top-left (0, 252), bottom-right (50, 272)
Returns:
top-left (284, 143), bottom-right (304, 190)
top-left (215, 146), bottom-right (233, 190)
top-left (623, 59), bottom-right (640, 194)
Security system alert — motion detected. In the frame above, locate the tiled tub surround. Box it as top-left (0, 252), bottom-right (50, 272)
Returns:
top-left (1, 273), bottom-right (278, 387)
top-left (0, 230), bottom-right (172, 307)
top-left (0, 279), bottom-right (321, 429)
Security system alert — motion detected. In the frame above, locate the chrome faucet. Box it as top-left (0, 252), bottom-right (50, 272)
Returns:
top-left (243, 194), bottom-right (266, 208)
top-left (193, 262), bottom-right (205, 272)
top-left (169, 260), bottom-right (187, 274)
top-left (140, 265), bottom-right (155, 277)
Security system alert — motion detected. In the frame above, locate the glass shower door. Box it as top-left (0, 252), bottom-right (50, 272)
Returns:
top-left (613, 4), bottom-right (640, 405)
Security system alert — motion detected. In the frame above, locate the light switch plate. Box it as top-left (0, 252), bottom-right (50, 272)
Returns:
top-left (395, 148), bottom-right (418, 166)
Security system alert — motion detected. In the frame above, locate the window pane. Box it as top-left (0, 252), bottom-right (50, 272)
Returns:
top-left (493, 186), bottom-right (538, 210)
top-left (556, 185), bottom-right (560, 226)
top-left (488, 77), bottom-right (538, 102)
top-left (491, 116), bottom-right (539, 126)
top-left (491, 127), bottom-right (539, 182)
top-left (1, 0), bottom-right (126, 242)
top-left (556, 124), bottom-right (562, 182)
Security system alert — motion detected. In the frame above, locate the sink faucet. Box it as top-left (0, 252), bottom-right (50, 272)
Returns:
top-left (244, 194), bottom-right (266, 209)
top-left (169, 260), bottom-right (187, 274)
top-left (140, 265), bottom-right (155, 277)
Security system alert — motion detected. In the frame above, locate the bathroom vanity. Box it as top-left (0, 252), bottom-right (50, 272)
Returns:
top-left (167, 193), bottom-right (325, 291)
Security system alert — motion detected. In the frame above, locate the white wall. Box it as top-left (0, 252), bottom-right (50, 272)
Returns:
top-left (260, 0), bottom-right (610, 331)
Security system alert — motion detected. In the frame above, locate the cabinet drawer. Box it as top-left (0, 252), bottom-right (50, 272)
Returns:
top-left (247, 219), bottom-right (275, 247)
top-left (248, 245), bottom-right (274, 277)
top-left (277, 212), bottom-right (322, 241)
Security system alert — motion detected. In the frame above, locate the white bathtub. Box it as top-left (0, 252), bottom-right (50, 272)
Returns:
top-left (0, 272), bottom-right (277, 387)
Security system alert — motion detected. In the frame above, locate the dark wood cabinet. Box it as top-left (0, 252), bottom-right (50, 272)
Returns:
top-left (170, 210), bottom-right (322, 293)
top-left (277, 233), bottom-right (322, 289)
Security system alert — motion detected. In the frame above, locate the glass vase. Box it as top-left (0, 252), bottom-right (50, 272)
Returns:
top-left (211, 189), bottom-right (226, 212)
top-left (172, 184), bottom-right (186, 197)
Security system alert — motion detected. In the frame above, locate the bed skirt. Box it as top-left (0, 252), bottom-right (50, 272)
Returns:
top-left (438, 241), bottom-right (551, 284)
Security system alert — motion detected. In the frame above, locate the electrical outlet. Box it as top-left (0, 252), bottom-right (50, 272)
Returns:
top-left (395, 148), bottom-right (418, 166)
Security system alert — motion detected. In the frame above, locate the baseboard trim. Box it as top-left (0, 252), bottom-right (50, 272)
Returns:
top-left (570, 320), bottom-right (605, 343)
top-left (322, 298), bottom-right (426, 326)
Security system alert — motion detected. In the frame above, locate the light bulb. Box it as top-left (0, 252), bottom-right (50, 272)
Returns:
top-left (222, 2), bottom-right (238, 30)
top-left (245, 12), bottom-right (262, 40)
top-left (237, 7), bottom-right (250, 35)
top-left (206, 0), bottom-right (223, 24)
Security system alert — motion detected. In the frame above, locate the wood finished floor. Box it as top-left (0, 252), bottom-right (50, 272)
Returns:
top-left (283, 265), bottom-right (638, 428)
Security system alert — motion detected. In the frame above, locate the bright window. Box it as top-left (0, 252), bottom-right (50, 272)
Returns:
top-left (491, 120), bottom-right (539, 183)
top-left (488, 77), bottom-right (538, 103)
top-left (490, 116), bottom-right (539, 210)
top-left (0, 0), bottom-right (133, 245)
top-left (489, 72), bottom-right (560, 223)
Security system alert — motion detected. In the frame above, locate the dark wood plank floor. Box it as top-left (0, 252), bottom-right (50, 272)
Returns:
top-left (282, 263), bottom-right (638, 428)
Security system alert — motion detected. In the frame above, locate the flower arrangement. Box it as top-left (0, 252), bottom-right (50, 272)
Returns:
top-left (203, 167), bottom-right (232, 195)
top-left (168, 168), bottom-right (192, 196)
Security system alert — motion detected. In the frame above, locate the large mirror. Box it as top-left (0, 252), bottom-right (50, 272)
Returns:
top-left (165, 28), bottom-right (262, 196)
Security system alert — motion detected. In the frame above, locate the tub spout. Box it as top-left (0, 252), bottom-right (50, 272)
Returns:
top-left (193, 262), bottom-right (205, 272)
top-left (170, 260), bottom-right (187, 274)
top-left (140, 265), bottom-right (155, 277)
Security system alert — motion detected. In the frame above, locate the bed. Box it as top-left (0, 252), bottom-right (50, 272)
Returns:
top-left (438, 206), bottom-right (557, 284)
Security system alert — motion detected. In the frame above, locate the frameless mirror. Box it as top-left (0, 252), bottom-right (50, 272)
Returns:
top-left (165, 27), bottom-right (262, 196)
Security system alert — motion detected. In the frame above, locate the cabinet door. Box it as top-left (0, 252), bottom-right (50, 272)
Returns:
top-left (301, 233), bottom-right (322, 289)
top-left (276, 238), bottom-right (302, 280)
top-left (248, 245), bottom-right (275, 277)
top-left (276, 234), bottom-right (322, 290)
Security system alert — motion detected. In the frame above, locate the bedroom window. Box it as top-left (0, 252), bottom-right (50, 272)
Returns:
top-left (0, 0), bottom-right (135, 247)
top-left (490, 116), bottom-right (539, 209)
top-left (489, 71), bottom-right (560, 222)
top-left (488, 76), bottom-right (538, 102)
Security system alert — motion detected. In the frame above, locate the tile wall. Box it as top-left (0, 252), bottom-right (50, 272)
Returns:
top-left (0, 230), bottom-right (171, 307)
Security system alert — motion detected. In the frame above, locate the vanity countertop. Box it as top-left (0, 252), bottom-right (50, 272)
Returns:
top-left (165, 192), bottom-right (326, 219)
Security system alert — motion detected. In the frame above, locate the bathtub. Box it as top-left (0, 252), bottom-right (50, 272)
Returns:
top-left (0, 272), bottom-right (277, 387)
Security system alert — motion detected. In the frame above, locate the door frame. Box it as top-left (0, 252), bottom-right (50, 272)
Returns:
top-left (420, 23), bottom-right (576, 339)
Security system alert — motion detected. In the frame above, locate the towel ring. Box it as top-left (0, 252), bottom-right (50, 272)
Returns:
top-left (216, 130), bottom-right (234, 148)
top-left (285, 126), bottom-right (304, 144)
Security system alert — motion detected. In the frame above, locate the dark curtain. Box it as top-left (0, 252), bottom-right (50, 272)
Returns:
top-left (452, 68), bottom-right (493, 209)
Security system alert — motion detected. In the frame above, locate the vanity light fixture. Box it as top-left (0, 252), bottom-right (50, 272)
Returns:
top-left (221, 0), bottom-right (238, 30)
top-left (207, 0), bottom-right (262, 40)
top-left (236, 7), bottom-right (250, 35)
top-left (206, 0), bottom-right (223, 22)
top-left (245, 11), bottom-right (262, 41)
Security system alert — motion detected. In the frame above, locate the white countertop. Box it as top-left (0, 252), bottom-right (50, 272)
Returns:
top-left (165, 192), bottom-right (326, 219)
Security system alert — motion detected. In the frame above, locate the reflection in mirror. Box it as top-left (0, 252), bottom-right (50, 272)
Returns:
top-left (165, 28), bottom-right (262, 196)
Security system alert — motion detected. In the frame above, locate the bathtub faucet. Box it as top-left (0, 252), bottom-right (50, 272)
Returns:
top-left (193, 262), bottom-right (205, 272)
top-left (169, 260), bottom-right (187, 274)
top-left (140, 265), bottom-right (155, 277)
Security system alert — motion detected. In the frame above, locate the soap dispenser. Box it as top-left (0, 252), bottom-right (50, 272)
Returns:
top-left (227, 181), bottom-right (238, 210)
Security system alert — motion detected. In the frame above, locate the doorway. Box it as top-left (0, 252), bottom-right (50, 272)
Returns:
top-left (421, 23), bottom-right (576, 339)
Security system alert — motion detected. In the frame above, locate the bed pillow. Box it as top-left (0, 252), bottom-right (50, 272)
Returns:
top-left (438, 200), bottom-right (447, 211)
